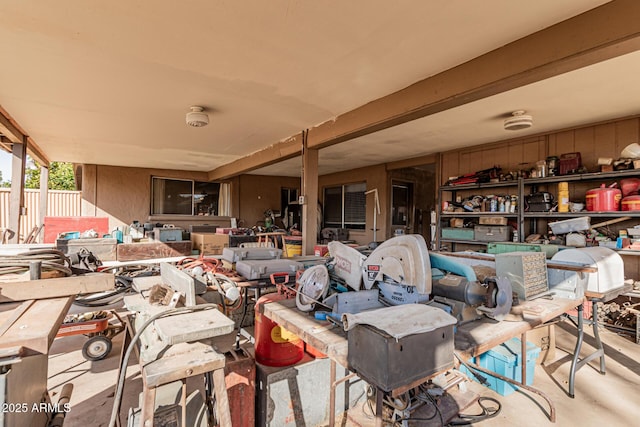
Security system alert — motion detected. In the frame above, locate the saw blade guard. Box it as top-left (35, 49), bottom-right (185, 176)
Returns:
top-left (362, 234), bottom-right (431, 295)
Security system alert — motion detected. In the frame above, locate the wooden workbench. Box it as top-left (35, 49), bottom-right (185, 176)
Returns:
top-left (261, 295), bottom-right (584, 426)
top-left (261, 296), bottom-right (581, 368)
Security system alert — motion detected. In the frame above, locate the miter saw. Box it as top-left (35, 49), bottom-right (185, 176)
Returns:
top-left (328, 235), bottom-right (512, 321)
top-left (362, 234), bottom-right (432, 305)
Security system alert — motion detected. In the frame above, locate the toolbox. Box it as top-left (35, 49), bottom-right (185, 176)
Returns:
top-left (347, 309), bottom-right (456, 392)
top-left (153, 225), bottom-right (183, 242)
top-left (474, 225), bottom-right (512, 242)
top-left (235, 259), bottom-right (303, 280)
top-left (222, 247), bottom-right (282, 263)
top-left (441, 227), bottom-right (475, 241)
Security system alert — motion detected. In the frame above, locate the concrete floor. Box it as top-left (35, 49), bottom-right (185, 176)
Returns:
top-left (48, 315), bottom-right (640, 426)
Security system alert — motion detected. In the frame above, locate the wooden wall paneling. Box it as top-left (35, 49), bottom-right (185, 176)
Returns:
top-left (506, 141), bottom-right (525, 172)
top-left (574, 127), bottom-right (596, 171)
top-left (594, 122), bottom-right (618, 160)
top-left (440, 152), bottom-right (459, 182)
top-left (552, 130), bottom-right (575, 156)
top-left (485, 146), bottom-right (509, 172)
top-left (615, 118), bottom-right (640, 154)
top-left (459, 152), bottom-right (474, 176)
top-left (522, 139), bottom-right (544, 170)
top-left (479, 147), bottom-right (495, 171)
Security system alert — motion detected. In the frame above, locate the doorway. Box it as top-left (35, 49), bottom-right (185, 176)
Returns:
top-left (391, 181), bottom-right (413, 236)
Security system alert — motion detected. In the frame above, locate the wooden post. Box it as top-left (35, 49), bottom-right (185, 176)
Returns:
top-left (39, 165), bottom-right (49, 241)
top-left (302, 134), bottom-right (318, 256)
top-left (9, 140), bottom-right (27, 243)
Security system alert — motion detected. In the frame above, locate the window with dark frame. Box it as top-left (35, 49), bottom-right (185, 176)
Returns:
top-left (151, 177), bottom-right (222, 216)
top-left (323, 182), bottom-right (366, 229)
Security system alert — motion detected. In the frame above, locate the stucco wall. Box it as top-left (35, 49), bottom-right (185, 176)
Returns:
top-left (319, 164), bottom-right (389, 245)
top-left (81, 165), bottom-right (228, 230)
top-left (237, 174), bottom-right (300, 228)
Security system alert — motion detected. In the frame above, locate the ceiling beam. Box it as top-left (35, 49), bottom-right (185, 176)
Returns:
top-left (0, 105), bottom-right (50, 166)
top-left (0, 135), bottom-right (12, 153)
top-left (306, 0), bottom-right (640, 150)
top-left (208, 0), bottom-right (640, 178)
top-left (26, 137), bottom-right (50, 168)
top-left (0, 106), bottom-right (25, 144)
top-left (209, 132), bottom-right (303, 181)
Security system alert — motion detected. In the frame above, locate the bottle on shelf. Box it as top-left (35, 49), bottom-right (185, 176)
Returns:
top-left (558, 181), bottom-right (569, 213)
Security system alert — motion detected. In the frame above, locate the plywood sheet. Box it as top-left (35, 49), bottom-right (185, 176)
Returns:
top-left (0, 296), bottom-right (74, 355)
top-left (116, 241), bottom-right (192, 261)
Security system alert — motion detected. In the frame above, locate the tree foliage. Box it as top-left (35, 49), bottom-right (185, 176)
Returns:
top-left (24, 162), bottom-right (76, 190)
top-left (0, 171), bottom-right (9, 188)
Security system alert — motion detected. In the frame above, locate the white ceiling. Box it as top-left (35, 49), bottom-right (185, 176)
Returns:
top-left (0, 0), bottom-right (629, 177)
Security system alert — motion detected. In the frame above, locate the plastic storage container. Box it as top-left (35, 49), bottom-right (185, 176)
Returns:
top-left (548, 216), bottom-right (590, 234)
top-left (441, 227), bottom-right (475, 241)
top-left (460, 338), bottom-right (540, 396)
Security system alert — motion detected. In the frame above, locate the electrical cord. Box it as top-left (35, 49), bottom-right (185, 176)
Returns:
top-left (107, 303), bottom-right (219, 427)
top-left (446, 397), bottom-right (502, 425)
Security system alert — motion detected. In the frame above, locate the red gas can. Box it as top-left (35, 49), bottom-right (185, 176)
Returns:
top-left (585, 183), bottom-right (621, 212)
top-left (254, 293), bottom-right (304, 367)
top-left (622, 195), bottom-right (640, 211)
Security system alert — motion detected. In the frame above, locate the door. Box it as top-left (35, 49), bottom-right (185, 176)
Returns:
top-left (391, 181), bottom-right (414, 236)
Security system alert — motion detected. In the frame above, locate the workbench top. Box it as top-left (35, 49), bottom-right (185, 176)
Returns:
top-left (261, 295), bottom-right (584, 369)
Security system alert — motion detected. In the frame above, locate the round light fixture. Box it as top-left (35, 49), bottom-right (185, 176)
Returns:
top-left (186, 106), bottom-right (209, 127)
top-left (504, 110), bottom-right (533, 131)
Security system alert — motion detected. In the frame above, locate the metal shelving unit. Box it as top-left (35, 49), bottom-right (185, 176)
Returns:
top-left (437, 169), bottom-right (640, 251)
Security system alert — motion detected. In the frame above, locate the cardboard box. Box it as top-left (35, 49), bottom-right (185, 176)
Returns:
top-left (479, 216), bottom-right (508, 225)
top-left (191, 232), bottom-right (229, 255)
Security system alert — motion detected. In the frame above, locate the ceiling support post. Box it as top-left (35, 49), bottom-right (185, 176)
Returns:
top-left (9, 139), bottom-right (27, 243)
top-left (301, 131), bottom-right (318, 256)
top-left (39, 165), bottom-right (49, 242)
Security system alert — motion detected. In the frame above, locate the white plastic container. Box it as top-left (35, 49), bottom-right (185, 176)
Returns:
top-left (548, 216), bottom-right (590, 235)
top-left (551, 247), bottom-right (624, 293)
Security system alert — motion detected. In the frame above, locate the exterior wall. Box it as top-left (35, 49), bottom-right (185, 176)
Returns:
top-left (319, 164), bottom-right (388, 245)
top-left (80, 165), bottom-right (230, 231)
top-left (237, 174), bottom-right (300, 228)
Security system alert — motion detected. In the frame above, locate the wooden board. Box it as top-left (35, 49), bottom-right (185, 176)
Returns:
top-left (0, 296), bottom-right (74, 355)
top-left (0, 273), bottom-right (114, 303)
top-left (455, 297), bottom-right (581, 360)
top-left (142, 342), bottom-right (226, 388)
top-left (116, 241), bottom-right (192, 261)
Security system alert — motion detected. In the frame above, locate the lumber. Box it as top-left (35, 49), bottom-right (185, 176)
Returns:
top-left (0, 273), bottom-right (114, 303)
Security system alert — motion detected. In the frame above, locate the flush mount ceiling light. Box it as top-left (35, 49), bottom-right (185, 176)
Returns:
top-left (504, 110), bottom-right (533, 131)
top-left (186, 106), bottom-right (209, 127)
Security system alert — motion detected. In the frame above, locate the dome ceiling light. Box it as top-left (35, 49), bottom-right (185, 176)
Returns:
top-left (504, 110), bottom-right (533, 131)
top-left (186, 106), bottom-right (209, 127)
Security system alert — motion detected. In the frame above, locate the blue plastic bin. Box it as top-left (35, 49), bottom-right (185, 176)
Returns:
top-left (460, 337), bottom-right (540, 396)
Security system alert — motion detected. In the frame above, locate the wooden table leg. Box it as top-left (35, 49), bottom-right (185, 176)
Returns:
top-left (140, 386), bottom-right (156, 427)
top-left (213, 368), bottom-right (232, 427)
top-left (374, 387), bottom-right (384, 427)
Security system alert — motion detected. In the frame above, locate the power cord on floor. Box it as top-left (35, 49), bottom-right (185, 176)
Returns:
top-left (446, 397), bottom-right (502, 425)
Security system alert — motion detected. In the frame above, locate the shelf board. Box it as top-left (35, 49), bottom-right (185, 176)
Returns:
top-left (441, 212), bottom-right (518, 217)
top-left (439, 239), bottom-right (488, 245)
top-left (523, 212), bottom-right (640, 218)
top-left (440, 180), bottom-right (518, 191)
top-left (524, 169), bottom-right (640, 185)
